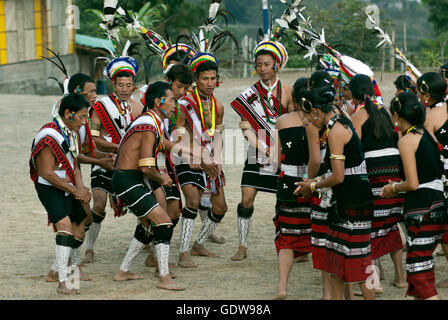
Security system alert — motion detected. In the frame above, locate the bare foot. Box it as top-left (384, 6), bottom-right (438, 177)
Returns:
top-left (145, 253), bottom-right (157, 267)
top-left (293, 254), bottom-right (310, 263)
top-left (79, 267), bottom-right (92, 281)
top-left (393, 281), bottom-right (407, 289)
top-left (178, 252), bottom-right (198, 268)
top-left (113, 270), bottom-right (144, 281)
top-left (231, 246), bottom-right (247, 261)
top-left (208, 232), bottom-right (225, 244)
top-left (273, 291), bottom-right (287, 300)
top-left (155, 268), bottom-right (177, 279)
top-left (156, 274), bottom-right (185, 291)
top-left (145, 254), bottom-right (176, 268)
top-left (82, 250), bottom-right (94, 264)
top-left (354, 287), bottom-right (383, 296)
top-left (45, 270), bottom-right (58, 282)
top-left (57, 282), bottom-right (80, 295)
top-left (436, 279), bottom-right (448, 288)
top-left (191, 242), bottom-right (220, 257)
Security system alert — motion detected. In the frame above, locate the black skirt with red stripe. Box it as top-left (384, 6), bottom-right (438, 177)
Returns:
top-left (323, 219), bottom-right (372, 282)
top-left (366, 155), bottom-right (405, 259)
top-left (311, 194), bottom-right (329, 270)
top-left (405, 201), bottom-right (448, 299)
top-left (274, 175), bottom-right (311, 257)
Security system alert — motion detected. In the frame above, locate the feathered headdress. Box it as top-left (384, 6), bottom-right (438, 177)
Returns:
top-left (253, 3), bottom-right (288, 70)
top-left (178, 0), bottom-right (239, 73)
top-left (276, 0), bottom-right (383, 101)
top-left (108, 1), bottom-right (196, 72)
top-left (97, 0), bottom-right (139, 80)
top-left (42, 48), bottom-right (70, 96)
top-left (365, 9), bottom-right (422, 86)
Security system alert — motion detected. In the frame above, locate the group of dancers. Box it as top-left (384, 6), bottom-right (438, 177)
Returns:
top-left (28, 0), bottom-right (448, 299)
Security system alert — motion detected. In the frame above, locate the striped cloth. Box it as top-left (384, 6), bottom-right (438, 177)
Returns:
top-left (323, 220), bottom-right (372, 282)
top-left (311, 195), bottom-right (329, 270)
top-left (405, 213), bottom-right (448, 299)
top-left (274, 174), bottom-right (311, 257)
top-left (365, 153), bottom-right (405, 259)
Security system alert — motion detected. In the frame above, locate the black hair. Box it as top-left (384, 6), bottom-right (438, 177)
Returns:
top-left (143, 81), bottom-right (171, 113)
top-left (167, 51), bottom-right (190, 65)
top-left (292, 77), bottom-right (309, 105)
top-left (441, 62), bottom-right (448, 79)
top-left (390, 92), bottom-right (426, 129)
top-left (349, 74), bottom-right (394, 141)
top-left (58, 93), bottom-right (90, 117)
top-left (166, 64), bottom-right (195, 86)
top-left (393, 75), bottom-right (416, 94)
top-left (195, 60), bottom-right (219, 78)
top-left (416, 72), bottom-right (447, 104)
top-left (113, 71), bottom-right (135, 84)
top-left (298, 85), bottom-right (335, 114)
top-left (309, 70), bottom-right (333, 89)
top-left (68, 73), bottom-right (95, 94)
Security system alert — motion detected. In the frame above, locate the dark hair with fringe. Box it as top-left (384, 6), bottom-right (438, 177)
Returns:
top-left (68, 73), bottom-right (95, 94)
top-left (58, 93), bottom-right (90, 117)
top-left (113, 71), bottom-right (136, 84)
top-left (349, 74), bottom-right (394, 141)
top-left (166, 64), bottom-right (195, 85)
top-left (143, 81), bottom-right (171, 113)
top-left (390, 92), bottom-right (426, 129)
top-left (194, 60), bottom-right (218, 78)
top-left (254, 49), bottom-right (277, 64)
top-left (417, 72), bottom-right (447, 104)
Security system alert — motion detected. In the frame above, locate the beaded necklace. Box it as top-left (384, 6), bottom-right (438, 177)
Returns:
top-left (53, 115), bottom-right (79, 159)
top-left (145, 110), bottom-right (164, 152)
top-left (194, 87), bottom-right (216, 137)
top-left (256, 78), bottom-right (282, 124)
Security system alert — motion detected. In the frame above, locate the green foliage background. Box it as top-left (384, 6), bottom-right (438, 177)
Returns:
top-left (74, 0), bottom-right (447, 72)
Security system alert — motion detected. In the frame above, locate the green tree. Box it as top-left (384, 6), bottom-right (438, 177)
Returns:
top-left (422, 0), bottom-right (448, 34)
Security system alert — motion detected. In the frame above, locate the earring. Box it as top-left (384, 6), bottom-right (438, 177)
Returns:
top-left (394, 122), bottom-right (398, 133)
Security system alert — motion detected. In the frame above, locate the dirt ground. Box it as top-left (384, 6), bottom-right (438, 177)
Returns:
top-left (1, 70), bottom-right (448, 301)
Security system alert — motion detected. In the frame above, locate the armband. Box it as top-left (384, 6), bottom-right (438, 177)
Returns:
top-left (239, 121), bottom-right (251, 130)
top-left (391, 182), bottom-right (399, 193)
top-left (216, 124), bottom-right (225, 132)
top-left (91, 130), bottom-right (101, 137)
top-left (138, 158), bottom-right (156, 168)
top-left (329, 154), bottom-right (346, 161)
top-left (177, 127), bottom-right (186, 135)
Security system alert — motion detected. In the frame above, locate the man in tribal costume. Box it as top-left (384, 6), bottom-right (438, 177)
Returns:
top-left (230, 39), bottom-right (295, 261)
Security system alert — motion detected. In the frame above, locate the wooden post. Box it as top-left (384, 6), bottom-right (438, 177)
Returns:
top-left (231, 40), bottom-right (235, 77)
top-left (390, 30), bottom-right (395, 71)
top-left (403, 22), bottom-right (407, 56)
top-left (243, 35), bottom-right (248, 78)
